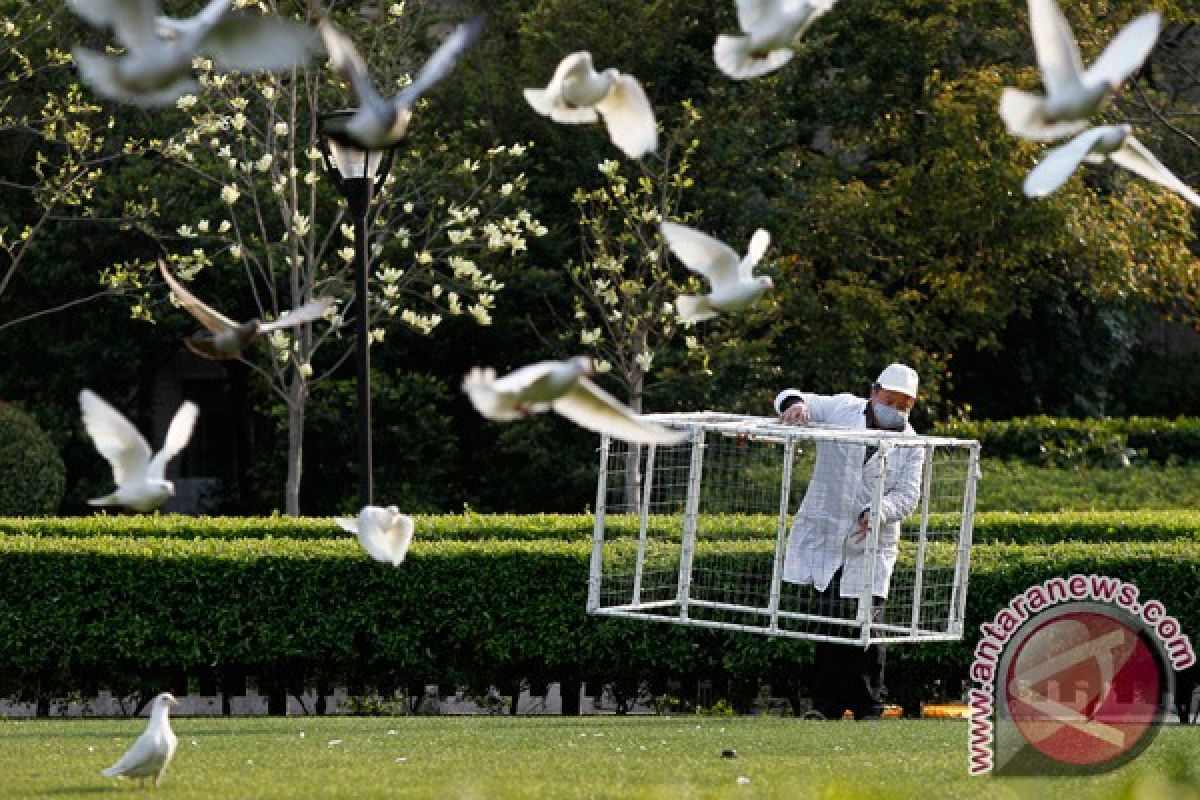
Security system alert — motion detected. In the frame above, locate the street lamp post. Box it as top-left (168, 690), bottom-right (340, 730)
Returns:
top-left (317, 111), bottom-right (396, 508)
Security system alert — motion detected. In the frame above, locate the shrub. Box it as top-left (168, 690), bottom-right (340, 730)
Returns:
top-left (0, 525), bottom-right (1194, 712)
top-left (933, 416), bottom-right (1200, 467)
top-left (0, 403), bottom-right (65, 515)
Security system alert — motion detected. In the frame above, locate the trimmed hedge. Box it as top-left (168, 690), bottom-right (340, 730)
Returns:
top-left (0, 530), bottom-right (1196, 712)
top-left (0, 403), bottom-right (65, 515)
top-left (932, 416), bottom-right (1200, 466)
top-left (2, 510), bottom-right (1199, 544)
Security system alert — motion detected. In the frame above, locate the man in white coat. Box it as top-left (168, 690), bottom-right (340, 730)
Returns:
top-left (775, 363), bottom-right (924, 720)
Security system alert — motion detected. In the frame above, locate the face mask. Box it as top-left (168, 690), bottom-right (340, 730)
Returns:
top-left (872, 401), bottom-right (908, 431)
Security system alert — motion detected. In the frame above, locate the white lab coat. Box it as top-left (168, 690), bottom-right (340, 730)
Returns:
top-left (773, 389), bottom-right (925, 599)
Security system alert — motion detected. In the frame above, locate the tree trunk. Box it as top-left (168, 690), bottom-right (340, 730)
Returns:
top-left (621, 370), bottom-right (645, 510)
top-left (284, 373), bottom-right (307, 516)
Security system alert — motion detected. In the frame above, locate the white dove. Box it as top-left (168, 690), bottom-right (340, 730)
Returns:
top-left (661, 221), bottom-right (774, 323)
top-left (335, 505), bottom-right (415, 567)
top-left (524, 52), bottom-right (658, 159)
top-left (714, 0), bottom-right (836, 80)
top-left (1000, 0), bottom-right (1160, 141)
top-left (102, 692), bottom-right (179, 788)
top-left (1023, 123), bottom-right (1200, 207)
top-left (319, 13), bottom-right (486, 150)
top-left (462, 356), bottom-right (687, 445)
top-left (68, 0), bottom-right (319, 107)
top-left (80, 389), bottom-right (199, 512)
top-left (159, 259), bottom-right (333, 361)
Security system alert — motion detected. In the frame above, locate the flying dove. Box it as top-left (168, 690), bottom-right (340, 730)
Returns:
top-left (318, 13), bottom-right (486, 150)
top-left (101, 692), bottom-right (179, 788)
top-left (80, 389), bottom-right (199, 512)
top-left (1000, 0), bottom-right (1160, 141)
top-left (714, 0), bottom-right (836, 80)
top-left (661, 221), bottom-right (774, 323)
top-left (1023, 123), bottom-right (1200, 207)
top-left (462, 356), bottom-right (687, 444)
top-left (68, 0), bottom-right (320, 107)
top-left (335, 505), bottom-right (415, 566)
top-left (524, 52), bottom-right (658, 159)
top-left (159, 259), bottom-right (333, 361)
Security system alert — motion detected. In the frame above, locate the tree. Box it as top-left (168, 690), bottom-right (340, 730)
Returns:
top-left (104, 0), bottom-right (544, 514)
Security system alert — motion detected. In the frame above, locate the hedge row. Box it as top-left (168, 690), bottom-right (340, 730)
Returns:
top-left (2, 510), bottom-right (1198, 545)
top-left (1, 532), bottom-right (1196, 713)
top-left (932, 416), bottom-right (1200, 466)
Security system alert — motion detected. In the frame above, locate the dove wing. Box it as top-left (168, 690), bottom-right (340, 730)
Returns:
top-left (595, 73), bottom-right (658, 159)
top-left (553, 378), bottom-right (688, 445)
top-left (1029, 0), bottom-right (1085, 94)
top-left (1084, 12), bottom-right (1161, 89)
top-left (146, 401), bottom-right (199, 481)
top-left (661, 221), bottom-right (741, 289)
top-left (394, 13), bottom-right (487, 112)
top-left (318, 18), bottom-right (394, 124)
top-left (1022, 126), bottom-right (1110, 197)
top-left (159, 259), bottom-right (238, 334)
top-left (200, 15), bottom-right (320, 71)
top-left (334, 517), bottom-right (359, 535)
top-left (739, 228), bottom-right (771, 279)
top-left (1111, 136), bottom-right (1200, 208)
top-left (157, 0), bottom-right (231, 37)
top-left (257, 297), bottom-right (334, 332)
top-left (80, 390), bottom-right (153, 486)
top-left (735, 0), bottom-right (772, 33)
top-left (104, 730), bottom-right (159, 777)
top-left (69, 0), bottom-right (157, 49)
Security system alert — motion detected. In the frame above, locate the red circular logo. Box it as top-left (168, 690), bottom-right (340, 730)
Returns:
top-left (1004, 609), bottom-right (1162, 768)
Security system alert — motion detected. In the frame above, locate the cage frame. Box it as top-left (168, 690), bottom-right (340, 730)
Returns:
top-left (586, 412), bottom-right (982, 646)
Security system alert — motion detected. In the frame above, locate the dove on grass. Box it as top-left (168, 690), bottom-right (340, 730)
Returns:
top-left (1023, 123), bottom-right (1200, 207)
top-left (714, 0), bottom-right (836, 80)
top-left (68, 0), bottom-right (320, 107)
top-left (661, 221), bottom-right (774, 323)
top-left (159, 259), bottom-right (333, 361)
top-left (1000, 0), bottom-right (1160, 141)
top-left (102, 692), bottom-right (179, 788)
top-left (80, 389), bottom-right (199, 512)
top-left (318, 13), bottom-right (486, 150)
top-left (524, 52), bottom-right (658, 159)
top-left (462, 356), bottom-right (686, 445)
top-left (335, 505), bottom-right (415, 566)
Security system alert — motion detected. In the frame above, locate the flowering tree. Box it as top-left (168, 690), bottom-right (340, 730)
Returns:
top-left (0, 3), bottom-right (145, 329)
top-left (565, 103), bottom-right (716, 505)
top-left (108, 0), bottom-right (544, 514)
top-left (566, 103), bottom-right (706, 417)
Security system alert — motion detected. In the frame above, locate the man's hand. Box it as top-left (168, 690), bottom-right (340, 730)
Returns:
top-left (851, 510), bottom-right (870, 544)
top-left (780, 402), bottom-right (810, 425)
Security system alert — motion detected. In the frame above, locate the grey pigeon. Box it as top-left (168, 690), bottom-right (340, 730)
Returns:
top-left (1000, 0), bottom-right (1160, 141)
top-left (318, 13), bottom-right (486, 150)
top-left (80, 390), bottom-right (198, 512)
top-left (524, 52), bottom-right (658, 159)
top-left (68, 0), bottom-right (319, 107)
top-left (101, 692), bottom-right (180, 788)
top-left (661, 221), bottom-right (774, 323)
top-left (714, 0), bottom-right (837, 80)
top-left (462, 356), bottom-right (686, 444)
top-left (159, 259), bottom-right (333, 361)
top-left (1023, 123), bottom-right (1200, 207)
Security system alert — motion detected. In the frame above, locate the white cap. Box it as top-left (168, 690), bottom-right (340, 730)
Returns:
top-left (875, 363), bottom-right (918, 397)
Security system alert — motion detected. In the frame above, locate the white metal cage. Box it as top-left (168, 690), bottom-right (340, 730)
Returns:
top-left (587, 412), bottom-right (981, 646)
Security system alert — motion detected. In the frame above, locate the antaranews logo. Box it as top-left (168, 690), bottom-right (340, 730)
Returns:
top-left (966, 574), bottom-right (1195, 776)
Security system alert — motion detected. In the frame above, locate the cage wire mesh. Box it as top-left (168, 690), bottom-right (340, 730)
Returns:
top-left (587, 412), bottom-right (981, 646)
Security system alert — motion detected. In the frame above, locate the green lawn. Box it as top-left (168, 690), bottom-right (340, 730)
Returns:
top-left (1, 716), bottom-right (1196, 799)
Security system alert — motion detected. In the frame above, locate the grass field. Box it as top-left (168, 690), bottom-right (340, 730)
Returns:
top-left (1, 717), bottom-right (1196, 799)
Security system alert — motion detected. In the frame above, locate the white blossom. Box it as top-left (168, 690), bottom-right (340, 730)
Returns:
top-left (338, 246), bottom-right (355, 263)
top-left (220, 185), bottom-right (240, 204)
top-left (635, 352), bottom-right (654, 372)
